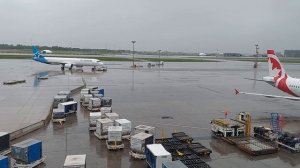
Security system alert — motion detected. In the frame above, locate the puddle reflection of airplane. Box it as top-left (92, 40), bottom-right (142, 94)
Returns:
top-left (33, 71), bottom-right (65, 87)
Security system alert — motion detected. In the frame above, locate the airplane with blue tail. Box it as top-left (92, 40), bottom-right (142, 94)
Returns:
top-left (32, 46), bottom-right (104, 71)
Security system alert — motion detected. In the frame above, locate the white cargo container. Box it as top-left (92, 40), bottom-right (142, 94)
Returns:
top-left (106, 126), bottom-right (124, 150)
top-left (64, 154), bottom-right (86, 168)
top-left (134, 125), bottom-right (156, 136)
top-left (107, 126), bottom-right (122, 142)
top-left (131, 132), bottom-right (154, 154)
top-left (105, 113), bottom-right (119, 121)
top-left (95, 118), bottom-right (114, 139)
top-left (115, 119), bottom-right (131, 135)
top-left (52, 108), bottom-right (66, 122)
top-left (82, 94), bottom-right (93, 106)
top-left (58, 101), bottom-right (78, 114)
top-left (146, 144), bottom-right (172, 168)
top-left (88, 98), bottom-right (101, 110)
top-left (89, 112), bottom-right (102, 130)
top-left (100, 107), bottom-right (112, 115)
top-left (80, 89), bottom-right (89, 101)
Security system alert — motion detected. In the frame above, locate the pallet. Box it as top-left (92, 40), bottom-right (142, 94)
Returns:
top-left (89, 127), bottom-right (96, 131)
top-left (52, 118), bottom-right (66, 123)
top-left (13, 156), bottom-right (46, 168)
top-left (0, 148), bottom-right (11, 155)
top-left (106, 141), bottom-right (124, 150)
top-left (94, 132), bottom-right (108, 140)
top-left (87, 107), bottom-right (100, 111)
top-left (81, 103), bottom-right (89, 107)
top-left (129, 151), bottom-right (146, 159)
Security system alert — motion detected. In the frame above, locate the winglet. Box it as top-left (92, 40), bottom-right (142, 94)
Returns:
top-left (235, 89), bottom-right (239, 95)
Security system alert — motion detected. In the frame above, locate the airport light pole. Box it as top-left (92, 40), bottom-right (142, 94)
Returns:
top-left (131, 41), bottom-right (136, 67)
top-left (254, 44), bottom-right (259, 68)
top-left (158, 50), bottom-right (161, 61)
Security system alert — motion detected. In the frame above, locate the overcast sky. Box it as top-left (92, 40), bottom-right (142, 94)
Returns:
top-left (0, 0), bottom-right (299, 53)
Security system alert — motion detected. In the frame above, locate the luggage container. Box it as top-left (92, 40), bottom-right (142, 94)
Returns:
top-left (90, 88), bottom-right (104, 95)
top-left (80, 89), bottom-right (90, 102)
top-left (0, 132), bottom-right (10, 154)
top-left (115, 119), bottom-right (132, 138)
top-left (162, 160), bottom-right (187, 168)
top-left (105, 112), bottom-right (119, 121)
top-left (130, 132), bottom-right (154, 159)
top-left (58, 101), bottom-right (78, 114)
top-left (89, 112), bottom-right (102, 131)
top-left (94, 118), bottom-right (114, 139)
top-left (146, 144), bottom-right (172, 168)
top-left (11, 139), bottom-right (43, 164)
top-left (82, 94), bottom-right (93, 106)
top-left (100, 107), bottom-right (112, 115)
top-left (64, 154), bottom-right (86, 168)
top-left (0, 155), bottom-right (9, 168)
top-left (88, 98), bottom-right (101, 111)
top-left (53, 95), bottom-right (68, 108)
top-left (101, 97), bottom-right (112, 107)
top-left (134, 125), bottom-right (156, 136)
top-left (52, 108), bottom-right (66, 123)
top-left (106, 126), bottom-right (124, 150)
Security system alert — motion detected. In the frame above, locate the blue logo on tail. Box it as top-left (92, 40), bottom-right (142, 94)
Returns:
top-left (32, 46), bottom-right (48, 63)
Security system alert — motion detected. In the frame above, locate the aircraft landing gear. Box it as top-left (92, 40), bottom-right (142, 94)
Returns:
top-left (61, 66), bottom-right (65, 71)
top-left (92, 66), bottom-right (96, 71)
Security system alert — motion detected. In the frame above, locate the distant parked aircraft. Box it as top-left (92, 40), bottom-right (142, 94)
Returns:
top-left (236, 50), bottom-right (300, 100)
top-left (41, 50), bottom-right (53, 54)
top-left (32, 46), bottom-right (104, 71)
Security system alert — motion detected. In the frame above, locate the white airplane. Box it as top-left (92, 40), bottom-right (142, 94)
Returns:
top-left (235, 49), bottom-right (300, 100)
top-left (41, 50), bottom-right (53, 54)
top-left (32, 46), bottom-right (104, 71)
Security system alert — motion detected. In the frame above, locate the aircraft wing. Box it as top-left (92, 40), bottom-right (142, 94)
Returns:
top-left (235, 89), bottom-right (300, 101)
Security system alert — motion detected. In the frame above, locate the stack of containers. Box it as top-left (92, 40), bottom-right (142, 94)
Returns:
top-left (53, 95), bottom-right (68, 108)
top-left (101, 97), bottom-right (112, 107)
top-left (94, 118), bottom-right (114, 139)
top-left (88, 98), bottom-right (101, 111)
top-left (80, 89), bottom-right (90, 102)
top-left (58, 101), bottom-right (78, 114)
top-left (52, 108), bottom-right (66, 122)
top-left (11, 139), bottom-right (42, 164)
top-left (105, 113), bottom-right (119, 122)
top-left (134, 125), bottom-right (156, 137)
top-left (162, 160), bottom-right (187, 168)
top-left (0, 155), bottom-right (9, 168)
top-left (130, 132), bottom-right (154, 159)
top-left (100, 107), bottom-right (112, 115)
top-left (92, 88), bottom-right (104, 98)
top-left (64, 154), bottom-right (86, 168)
top-left (82, 94), bottom-right (93, 106)
top-left (0, 132), bottom-right (10, 154)
top-left (89, 112), bottom-right (102, 130)
top-left (106, 126), bottom-right (124, 149)
top-left (146, 144), bottom-right (172, 168)
top-left (115, 119), bottom-right (132, 138)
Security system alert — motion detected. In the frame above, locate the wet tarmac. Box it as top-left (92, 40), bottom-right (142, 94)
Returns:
top-left (2, 59), bottom-right (300, 167)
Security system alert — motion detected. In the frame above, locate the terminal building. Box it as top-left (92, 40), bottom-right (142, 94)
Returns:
top-left (284, 50), bottom-right (300, 57)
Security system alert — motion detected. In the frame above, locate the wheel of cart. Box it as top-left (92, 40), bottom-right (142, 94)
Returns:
top-left (13, 156), bottom-right (46, 168)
